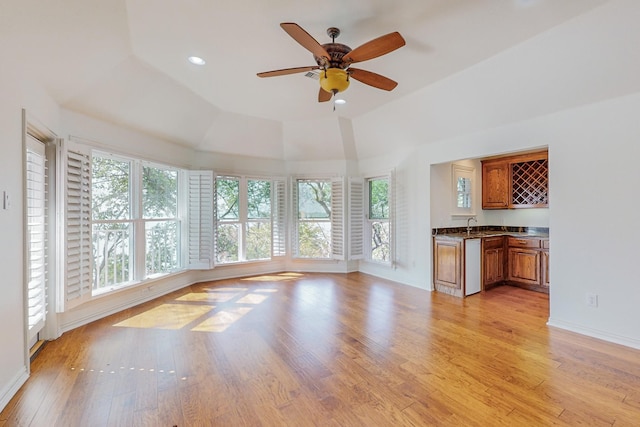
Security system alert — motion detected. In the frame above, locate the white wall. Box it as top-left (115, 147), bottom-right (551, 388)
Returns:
top-left (545, 93), bottom-right (640, 345)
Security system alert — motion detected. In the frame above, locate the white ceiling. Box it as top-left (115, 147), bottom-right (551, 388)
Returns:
top-left (2, 0), bottom-right (609, 160)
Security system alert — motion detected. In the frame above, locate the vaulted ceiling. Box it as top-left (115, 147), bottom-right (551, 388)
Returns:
top-left (2, 0), bottom-right (610, 160)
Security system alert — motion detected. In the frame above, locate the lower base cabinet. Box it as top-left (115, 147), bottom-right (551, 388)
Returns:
top-left (506, 237), bottom-right (548, 293)
top-left (482, 237), bottom-right (505, 289)
top-left (508, 248), bottom-right (541, 286)
top-left (433, 238), bottom-right (463, 297)
top-left (434, 235), bottom-right (549, 297)
top-left (541, 248), bottom-right (550, 288)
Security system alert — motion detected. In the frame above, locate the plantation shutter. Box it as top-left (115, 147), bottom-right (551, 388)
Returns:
top-left (272, 177), bottom-right (286, 257)
top-left (57, 140), bottom-right (92, 312)
top-left (331, 177), bottom-right (345, 260)
top-left (26, 135), bottom-right (47, 339)
top-left (290, 178), bottom-right (300, 257)
top-left (348, 177), bottom-right (364, 260)
top-left (187, 170), bottom-right (214, 269)
top-left (389, 169), bottom-right (396, 266)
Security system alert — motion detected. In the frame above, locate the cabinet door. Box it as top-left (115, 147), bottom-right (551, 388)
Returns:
top-left (482, 161), bottom-right (510, 209)
top-left (508, 248), bottom-right (541, 286)
top-left (433, 239), bottom-right (462, 296)
top-left (541, 250), bottom-right (549, 288)
top-left (484, 247), bottom-right (504, 286)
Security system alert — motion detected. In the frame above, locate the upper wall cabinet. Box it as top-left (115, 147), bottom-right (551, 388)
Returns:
top-left (482, 150), bottom-right (549, 210)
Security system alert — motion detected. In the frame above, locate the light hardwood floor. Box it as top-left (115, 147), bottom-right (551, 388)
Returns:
top-left (2, 272), bottom-right (639, 426)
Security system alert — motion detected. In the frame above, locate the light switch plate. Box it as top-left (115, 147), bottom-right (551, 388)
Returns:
top-left (3, 191), bottom-right (9, 210)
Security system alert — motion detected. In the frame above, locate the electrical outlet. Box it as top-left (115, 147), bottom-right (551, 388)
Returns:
top-left (586, 293), bottom-right (598, 308)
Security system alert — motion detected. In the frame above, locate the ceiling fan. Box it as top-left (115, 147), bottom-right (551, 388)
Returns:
top-left (257, 23), bottom-right (406, 103)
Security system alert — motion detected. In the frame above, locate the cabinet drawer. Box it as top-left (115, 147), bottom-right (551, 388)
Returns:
top-left (483, 236), bottom-right (504, 250)
top-left (507, 237), bottom-right (541, 249)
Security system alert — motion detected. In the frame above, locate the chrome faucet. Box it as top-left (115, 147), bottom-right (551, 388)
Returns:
top-left (466, 217), bottom-right (477, 235)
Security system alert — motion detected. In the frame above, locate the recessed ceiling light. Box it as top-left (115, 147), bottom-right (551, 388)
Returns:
top-left (188, 56), bottom-right (206, 65)
top-left (334, 99), bottom-right (347, 105)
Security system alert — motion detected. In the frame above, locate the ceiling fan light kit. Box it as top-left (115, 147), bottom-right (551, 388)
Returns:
top-left (257, 22), bottom-right (405, 103)
top-left (319, 68), bottom-right (350, 95)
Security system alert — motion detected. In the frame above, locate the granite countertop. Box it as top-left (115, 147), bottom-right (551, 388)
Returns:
top-left (432, 226), bottom-right (549, 240)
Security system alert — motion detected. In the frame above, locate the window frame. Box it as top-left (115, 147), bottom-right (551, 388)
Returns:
top-left (365, 175), bottom-right (392, 265)
top-left (451, 164), bottom-right (476, 217)
top-left (91, 151), bottom-right (182, 294)
top-left (292, 177), bottom-right (343, 260)
top-left (215, 175), bottom-right (277, 264)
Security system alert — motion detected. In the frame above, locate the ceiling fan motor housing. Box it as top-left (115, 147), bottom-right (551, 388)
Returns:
top-left (315, 43), bottom-right (352, 69)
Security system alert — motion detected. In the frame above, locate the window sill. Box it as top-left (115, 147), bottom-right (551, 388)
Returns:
top-left (91, 269), bottom-right (187, 298)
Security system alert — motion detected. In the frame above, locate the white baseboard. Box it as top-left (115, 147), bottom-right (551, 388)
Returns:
top-left (0, 367), bottom-right (28, 413)
top-left (547, 317), bottom-right (640, 350)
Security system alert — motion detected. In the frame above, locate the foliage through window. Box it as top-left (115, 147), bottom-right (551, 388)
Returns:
top-left (295, 179), bottom-right (332, 258)
top-left (368, 177), bottom-right (390, 262)
top-left (92, 154), bottom-right (179, 291)
top-left (216, 176), bottom-right (272, 263)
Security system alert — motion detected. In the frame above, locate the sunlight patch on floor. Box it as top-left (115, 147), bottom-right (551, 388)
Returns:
top-left (241, 272), bottom-right (304, 282)
top-left (113, 304), bottom-right (214, 329)
top-left (202, 287), bottom-right (248, 292)
top-left (191, 307), bottom-right (253, 333)
top-left (176, 292), bottom-right (239, 303)
top-left (236, 293), bottom-right (268, 304)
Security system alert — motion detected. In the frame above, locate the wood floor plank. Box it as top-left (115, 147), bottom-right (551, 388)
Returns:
top-left (2, 272), bottom-right (640, 426)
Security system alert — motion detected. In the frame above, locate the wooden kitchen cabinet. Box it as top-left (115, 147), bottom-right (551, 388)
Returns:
top-left (541, 239), bottom-right (549, 288)
top-left (482, 150), bottom-right (548, 210)
top-left (433, 237), bottom-right (463, 297)
top-left (434, 234), bottom-right (549, 297)
top-left (481, 161), bottom-right (510, 209)
top-left (482, 236), bottom-right (505, 289)
top-left (508, 248), bottom-right (541, 286)
top-left (506, 236), bottom-right (547, 292)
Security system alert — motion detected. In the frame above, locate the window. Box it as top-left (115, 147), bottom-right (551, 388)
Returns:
top-left (293, 178), bottom-right (344, 259)
top-left (92, 153), bottom-right (179, 292)
top-left (349, 174), bottom-right (394, 264)
top-left (143, 165), bottom-right (179, 276)
top-left (367, 177), bottom-right (391, 262)
top-left (451, 164), bottom-right (475, 216)
top-left (57, 141), bottom-right (216, 310)
top-left (216, 176), bottom-right (274, 263)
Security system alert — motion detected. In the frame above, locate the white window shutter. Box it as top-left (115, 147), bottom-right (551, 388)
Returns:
top-left (290, 178), bottom-right (299, 257)
top-left (187, 170), bottom-right (214, 269)
top-left (57, 139), bottom-right (92, 312)
top-left (389, 169), bottom-right (396, 267)
top-left (26, 136), bottom-right (48, 339)
top-left (349, 177), bottom-right (365, 260)
top-left (272, 177), bottom-right (286, 257)
top-left (331, 177), bottom-right (345, 260)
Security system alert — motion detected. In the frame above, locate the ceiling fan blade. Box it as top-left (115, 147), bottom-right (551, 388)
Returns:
top-left (257, 66), bottom-right (319, 78)
top-left (349, 68), bottom-right (398, 91)
top-left (342, 32), bottom-right (406, 64)
top-left (280, 23), bottom-right (331, 61)
top-left (318, 87), bottom-right (332, 102)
